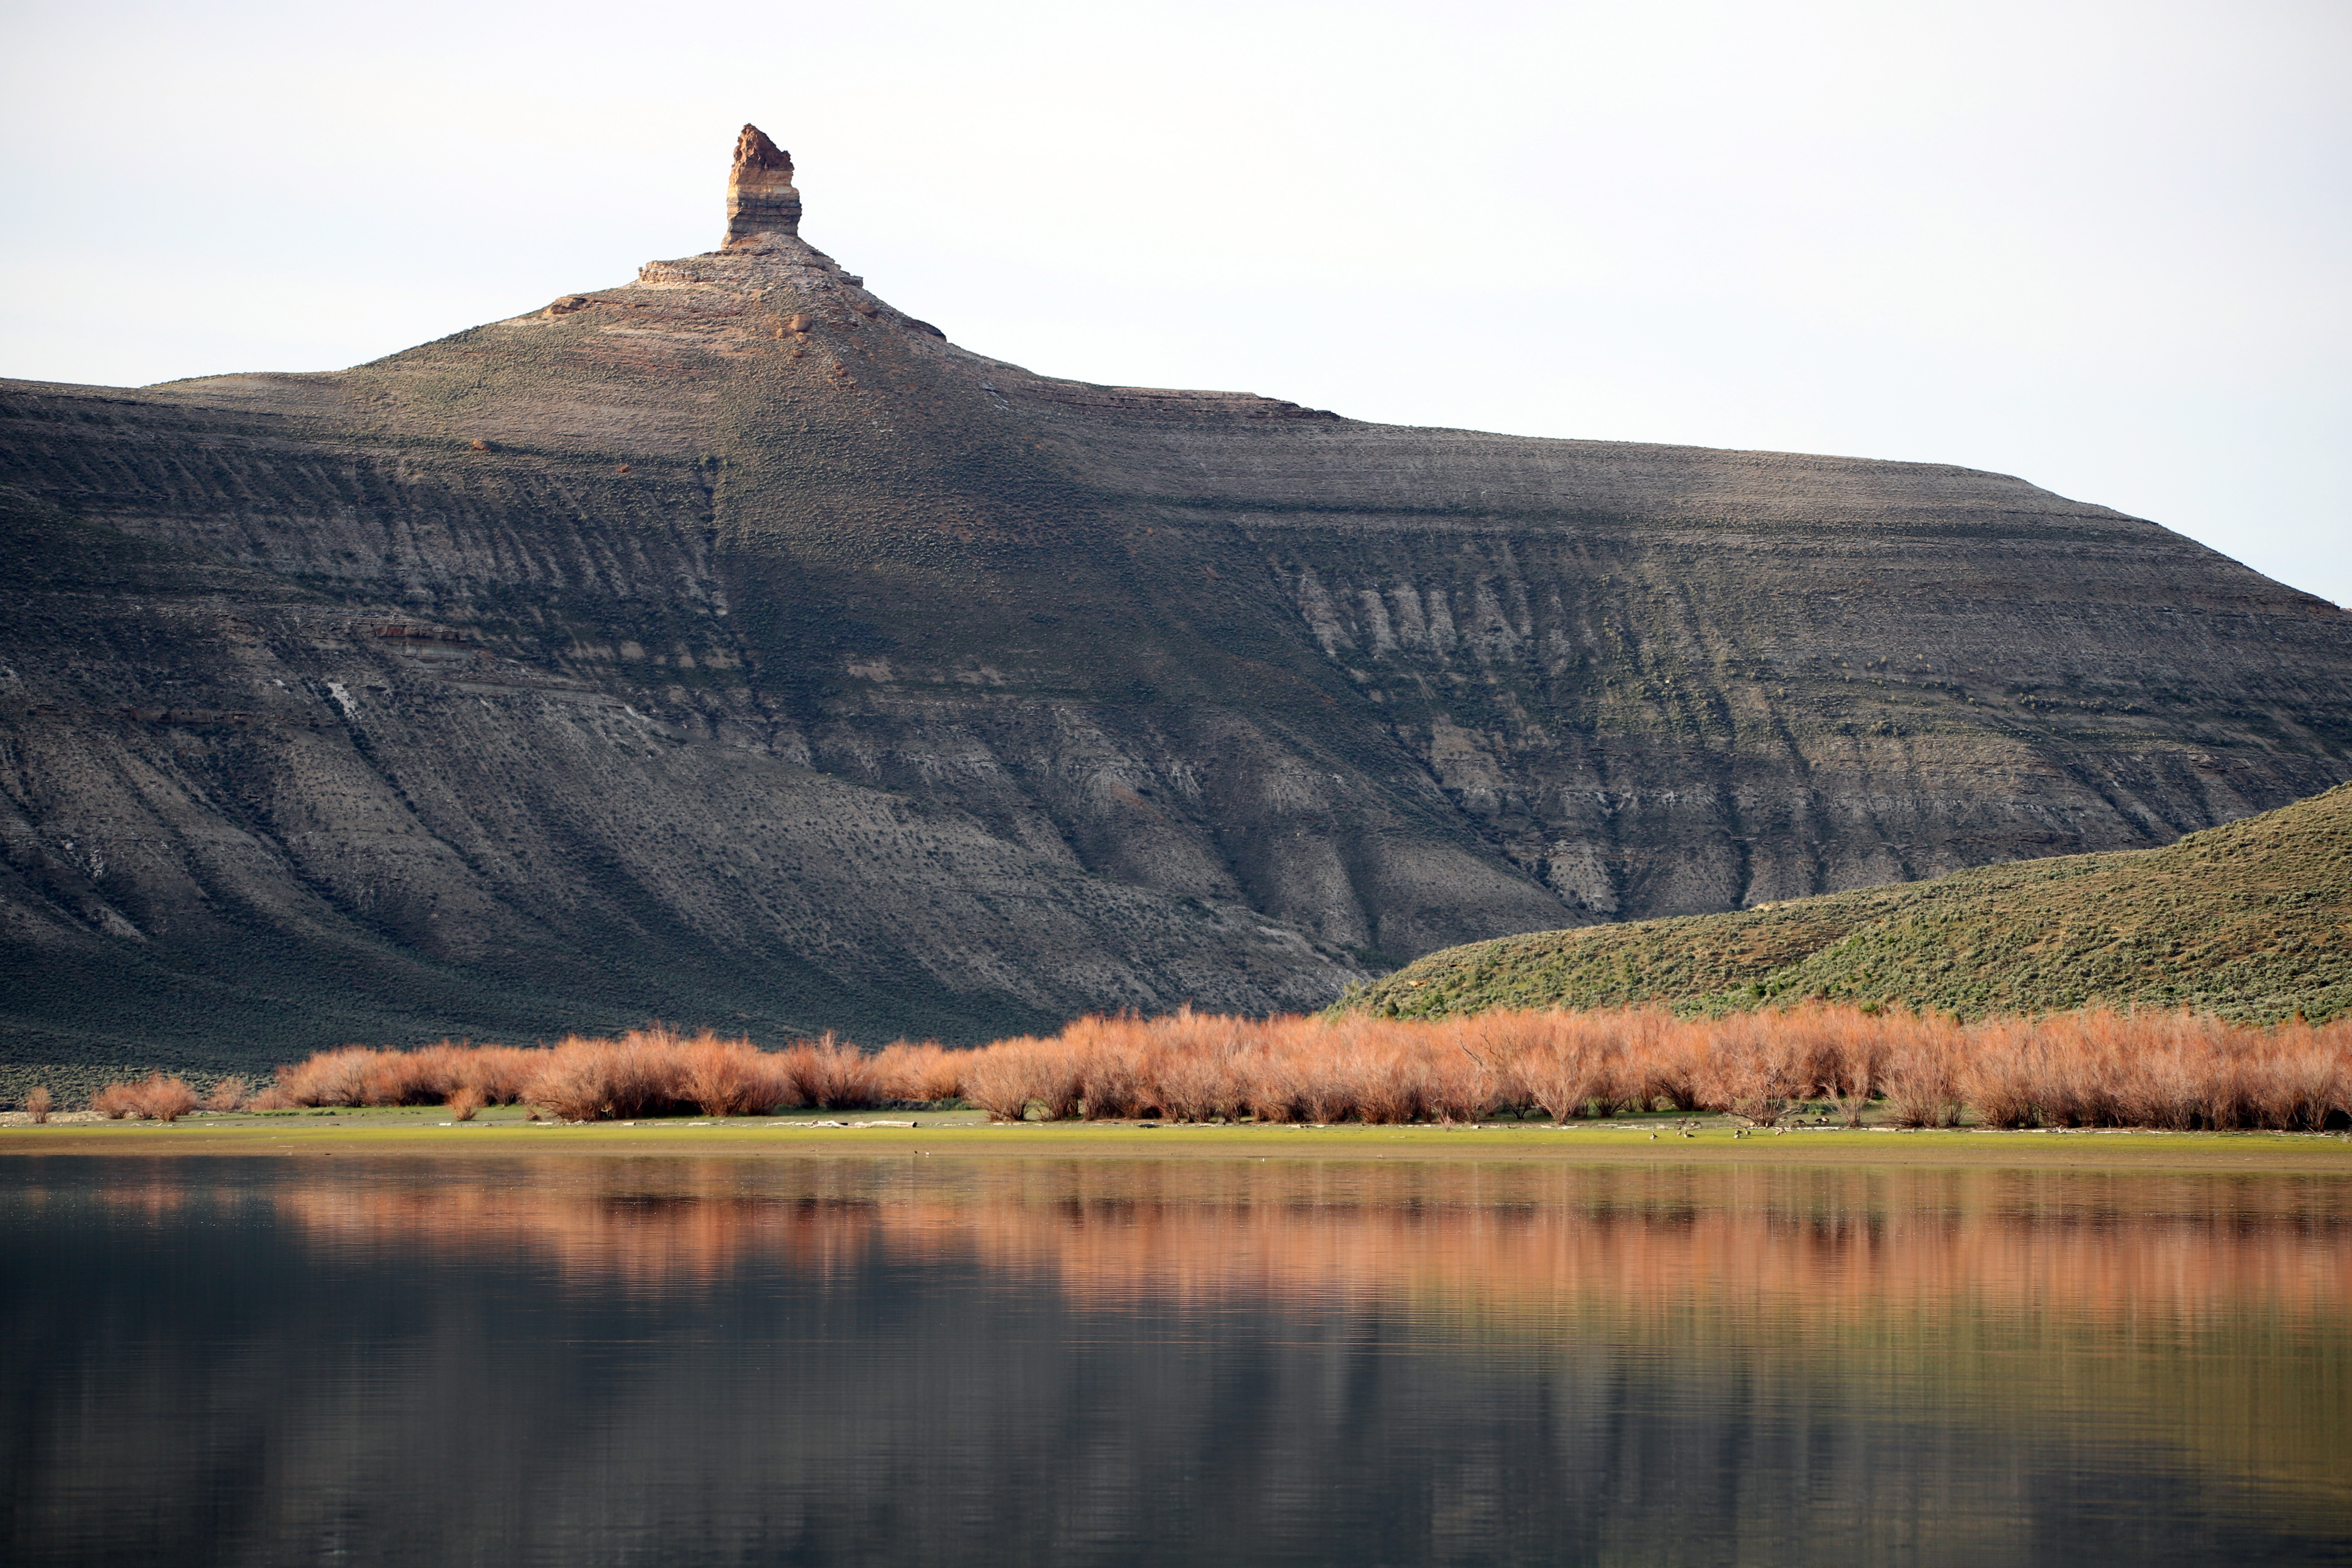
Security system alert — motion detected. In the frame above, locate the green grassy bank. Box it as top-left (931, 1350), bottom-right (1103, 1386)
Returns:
top-left (8, 1107), bottom-right (2348, 1172)
top-left (1344, 781), bottom-right (2352, 1023)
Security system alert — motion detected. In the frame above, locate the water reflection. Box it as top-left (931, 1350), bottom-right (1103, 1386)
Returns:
top-left (6, 1156), bottom-right (2349, 1566)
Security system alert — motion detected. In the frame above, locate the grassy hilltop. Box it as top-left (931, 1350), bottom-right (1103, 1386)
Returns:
top-left (1341, 783), bottom-right (2352, 1024)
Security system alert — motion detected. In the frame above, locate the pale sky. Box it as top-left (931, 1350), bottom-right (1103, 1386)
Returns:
top-left (6, 0), bottom-right (2347, 604)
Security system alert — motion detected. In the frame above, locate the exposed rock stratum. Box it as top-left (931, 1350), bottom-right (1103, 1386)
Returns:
top-left (5, 126), bottom-right (2350, 1071)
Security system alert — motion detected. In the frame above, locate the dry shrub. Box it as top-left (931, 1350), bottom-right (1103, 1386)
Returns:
top-left (1353, 1039), bottom-right (1427, 1126)
top-left (678, 1033), bottom-right (788, 1116)
top-left (446, 1084), bottom-right (485, 1121)
top-left (261, 1040), bottom-right (541, 1110)
top-left (1693, 1012), bottom-right (1812, 1126)
top-left (1423, 1020), bottom-right (1502, 1123)
top-left (204, 1077), bottom-right (249, 1113)
top-left (25, 1086), bottom-right (52, 1124)
top-left (1062, 1015), bottom-right (1151, 1119)
top-left (960, 1035), bottom-right (1083, 1121)
top-left (227, 1004), bottom-right (2352, 1134)
top-left (526, 1033), bottom-right (682, 1122)
top-left (90, 1081), bottom-right (141, 1119)
top-left (90, 1072), bottom-right (199, 1122)
top-left (1811, 1008), bottom-right (1887, 1127)
top-left (360, 1047), bottom-right (446, 1106)
top-left (479, 1049), bottom-right (539, 1104)
top-left (1290, 1030), bottom-right (1365, 1125)
top-left (1503, 1011), bottom-right (1625, 1122)
top-left (1961, 1018), bottom-right (2048, 1129)
top-left (1148, 1009), bottom-right (1250, 1122)
top-left (140, 1074), bottom-right (199, 1122)
top-left (2140, 1011), bottom-right (2233, 1127)
top-left (779, 1033), bottom-right (884, 1110)
top-left (378, 1041), bottom-right (536, 1106)
top-left (2251, 1018), bottom-right (2351, 1132)
top-left (270, 1046), bottom-right (379, 1107)
top-left (1620, 1009), bottom-right (1703, 1112)
top-left (872, 1041), bottom-right (963, 1105)
top-left (1240, 1015), bottom-right (1338, 1123)
top-left (1881, 1019), bottom-right (1964, 1128)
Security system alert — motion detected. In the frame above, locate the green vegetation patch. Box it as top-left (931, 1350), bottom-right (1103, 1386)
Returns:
top-left (1345, 782), bottom-right (2352, 1023)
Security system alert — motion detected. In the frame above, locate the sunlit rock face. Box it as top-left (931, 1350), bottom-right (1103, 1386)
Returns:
top-left (3, 124), bottom-right (2350, 1065)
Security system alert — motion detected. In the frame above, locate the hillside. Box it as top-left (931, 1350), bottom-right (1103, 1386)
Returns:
top-left (3, 124), bottom-right (2350, 1072)
top-left (1341, 783), bottom-right (2352, 1023)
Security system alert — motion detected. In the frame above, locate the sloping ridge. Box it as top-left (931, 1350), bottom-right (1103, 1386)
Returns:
top-left (1344, 782), bottom-right (2352, 1023)
top-left (2, 124), bottom-right (2350, 1069)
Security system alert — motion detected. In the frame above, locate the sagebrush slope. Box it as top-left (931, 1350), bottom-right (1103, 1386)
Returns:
top-left (1343, 783), bottom-right (2352, 1023)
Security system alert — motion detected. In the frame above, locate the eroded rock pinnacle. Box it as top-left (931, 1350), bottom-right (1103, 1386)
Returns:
top-left (725, 124), bottom-right (801, 246)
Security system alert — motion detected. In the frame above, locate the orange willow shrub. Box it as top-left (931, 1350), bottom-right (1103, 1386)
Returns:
top-left (960, 1035), bottom-right (1084, 1122)
top-left (778, 1033), bottom-right (888, 1110)
top-left (528, 1032), bottom-right (694, 1121)
top-left (1490, 1010), bottom-right (1621, 1122)
top-left (977, 1005), bottom-right (2348, 1129)
top-left (89, 1073), bottom-right (199, 1122)
top-left (873, 1041), bottom-right (963, 1104)
top-left (254, 1041), bottom-right (542, 1110)
top-left (152, 1004), bottom-right (2352, 1128)
top-left (1971, 1009), bottom-right (2352, 1132)
top-left (675, 1035), bottom-right (790, 1117)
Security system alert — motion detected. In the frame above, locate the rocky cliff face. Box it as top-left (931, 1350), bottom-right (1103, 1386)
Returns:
top-left (5, 126), bottom-right (2349, 1069)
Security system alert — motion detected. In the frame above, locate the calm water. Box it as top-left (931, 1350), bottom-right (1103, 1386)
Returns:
top-left (4, 1155), bottom-right (2349, 1566)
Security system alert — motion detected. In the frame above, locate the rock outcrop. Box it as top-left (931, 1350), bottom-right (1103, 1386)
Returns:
top-left (3, 125), bottom-right (2349, 1070)
top-left (724, 124), bottom-right (800, 245)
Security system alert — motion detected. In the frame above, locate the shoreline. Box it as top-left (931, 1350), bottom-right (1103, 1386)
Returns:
top-left (6, 1114), bottom-right (2351, 1171)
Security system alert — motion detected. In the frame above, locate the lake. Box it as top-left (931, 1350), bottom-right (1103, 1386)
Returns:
top-left (5, 1154), bottom-right (2348, 1565)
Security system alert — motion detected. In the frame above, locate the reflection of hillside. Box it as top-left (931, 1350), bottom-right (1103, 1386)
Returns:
top-left (267, 1157), bottom-right (2352, 1523)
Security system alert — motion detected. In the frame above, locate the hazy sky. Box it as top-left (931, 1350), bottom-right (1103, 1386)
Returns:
top-left (6, 0), bottom-right (2346, 603)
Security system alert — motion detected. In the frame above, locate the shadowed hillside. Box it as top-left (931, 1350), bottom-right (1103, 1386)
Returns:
top-left (1344, 782), bottom-right (2352, 1023)
top-left (5, 125), bottom-right (2350, 1070)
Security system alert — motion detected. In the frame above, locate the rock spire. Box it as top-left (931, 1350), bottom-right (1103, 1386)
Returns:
top-left (725, 125), bottom-right (801, 245)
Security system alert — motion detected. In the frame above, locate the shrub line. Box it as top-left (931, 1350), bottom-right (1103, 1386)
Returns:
top-left (78, 1005), bottom-right (2352, 1133)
